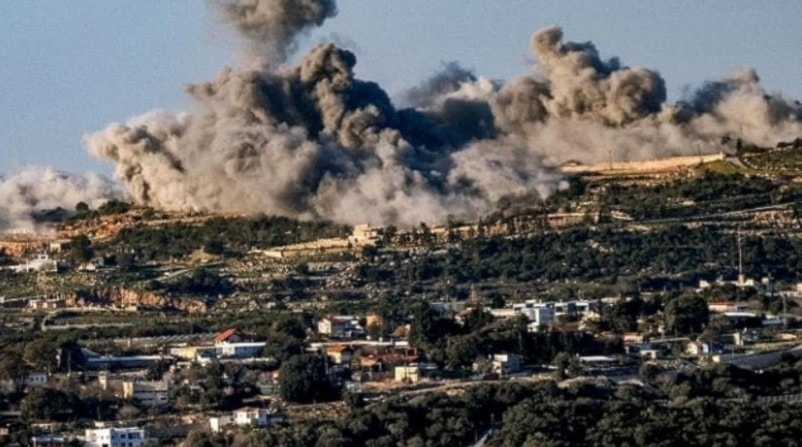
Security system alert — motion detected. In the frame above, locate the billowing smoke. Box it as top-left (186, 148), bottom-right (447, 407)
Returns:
top-left (216, 0), bottom-right (337, 63)
top-left (475, 27), bottom-right (802, 166)
top-left (86, 0), bottom-right (802, 226)
top-left (0, 167), bottom-right (124, 230)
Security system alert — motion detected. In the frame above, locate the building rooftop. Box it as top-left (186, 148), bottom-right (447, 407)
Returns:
top-left (215, 328), bottom-right (238, 343)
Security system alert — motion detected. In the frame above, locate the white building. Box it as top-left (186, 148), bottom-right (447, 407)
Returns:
top-left (24, 372), bottom-right (48, 387)
top-left (509, 299), bottom-right (602, 332)
top-left (348, 224), bottom-right (383, 247)
top-left (488, 308), bottom-right (517, 319)
top-left (0, 372), bottom-right (49, 392)
top-left (10, 254), bottom-right (59, 273)
top-left (216, 341), bottom-right (266, 359)
top-left (708, 301), bottom-right (750, 313)
top-left (394, 365), bottom-right (420, 383)
top-left (514, 302), bottom-right (556, 332)
top-left (491, 353), bottom-right (522, 376)
top-left (209, 407), bottom-right (283, 433)
top-left (122, 380), bottom-right (170, 407)
top-left (317, 316), bottom-right (361, 338)
top-left (430, 301), bottom-right (468, 316)
top-left (84, 427), bottom-right (152, 447)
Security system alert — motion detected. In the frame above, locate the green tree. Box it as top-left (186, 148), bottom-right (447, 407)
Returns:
top-left (200, 361), bottom-right (226, 410)
top-left (23, 338), bottom-right (59, 373)
top-left (664, 294), bottom-right (709, 335)
top-left (75, 201), bottom-right (90, 214)
top-left (463, 308), bottom-right (495, 333)
top-left (203, 239), bottom-right (225, 255)
top-left (262, 332), bottom-right (304, 362)
top-left (21, 387), bottom-right (76, 421)
top-left (279, 354), bottom-right (334, 404)
top-left (98, 199), bottom-right (132, 215)
top-left (0, 350), bottom-right (29, 391)
top-left (69, 234), bottom-right (94, 264)
top-left (445, 335), bottom-right (481, 369)
top-left (144, 360), bottom-right (170, 381)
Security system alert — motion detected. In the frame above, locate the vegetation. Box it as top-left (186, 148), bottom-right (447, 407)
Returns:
top-left (598, 171), bottom-right (797, 221)
top-left (102, 214), bottom-right (348, 261)
top-left (278, 354), bottom-right (338, 404)
top-left (178, 373), bottom-right (802, 447)
top-left (362, 224), bottom-right (802, 290)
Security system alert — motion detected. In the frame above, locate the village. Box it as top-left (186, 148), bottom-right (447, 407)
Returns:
top-left (1, 249), bottom-right (801, 446)
top-left (2, 150), bottom-right (802, 445)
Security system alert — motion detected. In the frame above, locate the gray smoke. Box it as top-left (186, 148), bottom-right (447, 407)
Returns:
top-left (216, 0), bottom-right (337, 63)
top-left (0, 167), bottom-right (124, 230)
top-left (473, 26), bottom-right (802, 166)
top-left (86, 1), bottom-right (802, 226)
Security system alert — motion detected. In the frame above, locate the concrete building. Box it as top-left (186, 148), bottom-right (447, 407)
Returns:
top-left (216, 342), bottom-right (266, 359)
top-left (348, 224), bottom-right (383, 246)
top-left (578, 355), bottom-right (619, 369)
top-left (84, 427), bottom-right (152, 447)
top-left (0, 371), bottom-right (49, 392)
top-left (24, 371), bottom-right (48, 387)
top-left (206, 328), bottom-right (267, 359)
top-left (122, 380), bottom-right (170, 407)
top-left (10, 254), bottom-right (59, 273)
top-left (488, 308), bottom-right (517, 319)
top-left (708, 301), bottom-right (750, 313)
top-left (31, 435), bottom-right (73, 447)
top-left (209, 407), bottom-right (283, 433)
top-left (430, 301), bottom-right (468, 316)
top-left (318, 316), bottom-right (361, 338)
top-left (491, 353), bottom-right (522, 376)
top-left (0, 231), bottom-right (66, 258)
top-left (394, 365), bottom-right (420, 383)
top-left (686, 341), bottom-right (722, 356)
top-left (515, 304), bottom-right (555, 332)
top-left (168, 345), bottom-right (216, 361)
top-left (326, 345), bottom-right (353, 365)
top-left (28, 298), bottom-right (65, 311)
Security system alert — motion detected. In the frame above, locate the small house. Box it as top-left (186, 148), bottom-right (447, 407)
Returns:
top-left (326, 345), bottom-right (353, 365)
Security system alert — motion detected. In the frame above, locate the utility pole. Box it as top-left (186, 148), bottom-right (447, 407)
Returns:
top-left (737, 226), bottom-right (744, 286)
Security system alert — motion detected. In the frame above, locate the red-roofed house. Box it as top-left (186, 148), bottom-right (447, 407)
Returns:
top-left (215, 328), bottom-right (243, 344)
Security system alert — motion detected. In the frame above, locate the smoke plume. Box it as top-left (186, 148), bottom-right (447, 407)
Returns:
top-left (216, 0), bottom-right (337, 63)
top-left (0, 167), bottom-right (124, 230)
top-left (85, 0), bottom-right (802, 226)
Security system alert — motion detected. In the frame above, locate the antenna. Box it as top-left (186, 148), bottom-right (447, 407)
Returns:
top-left (608, 149), bottom-right (613, 171)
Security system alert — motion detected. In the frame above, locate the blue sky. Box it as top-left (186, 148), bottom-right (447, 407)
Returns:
top-left (1, 0), bottom-right (801, 176)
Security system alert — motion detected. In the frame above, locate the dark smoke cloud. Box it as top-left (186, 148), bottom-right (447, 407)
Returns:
top-left (400, 62), bottom-right (478, 109)
top-left (85, 1), bottom-right (802, 226)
